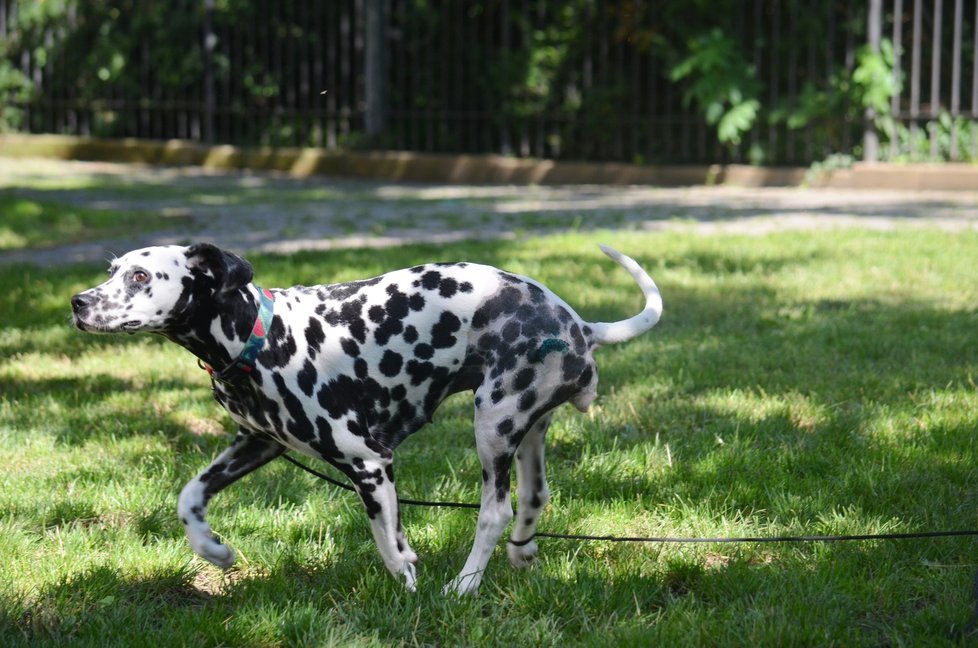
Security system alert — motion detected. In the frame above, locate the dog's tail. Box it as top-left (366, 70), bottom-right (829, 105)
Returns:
top-left (588, 245), bottom-right (663, 345)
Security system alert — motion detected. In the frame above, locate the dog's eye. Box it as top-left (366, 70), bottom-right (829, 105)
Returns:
top-left (132, 270), bottom-right (150, 283)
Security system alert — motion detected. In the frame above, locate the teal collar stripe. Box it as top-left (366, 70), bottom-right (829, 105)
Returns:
top-left (205, 286), bottom-right (274, 384)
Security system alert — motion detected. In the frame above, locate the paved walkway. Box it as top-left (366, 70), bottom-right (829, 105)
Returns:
top-left (3, 157), bottom-right (978, 267)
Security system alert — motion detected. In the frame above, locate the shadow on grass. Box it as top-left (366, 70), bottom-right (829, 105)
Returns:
top-left (1, 371), bottom-right (221, 449)
top-left (0, 565), bottom-right (216, 645)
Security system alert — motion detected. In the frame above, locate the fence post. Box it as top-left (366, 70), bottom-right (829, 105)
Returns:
top-left (950, 0), bottom-right (963, 160)
top-left (202, 0), bottom-right (216, 144)
top-left (864, 0), bottom-right (882, 163)
top-left (365, 0), bottom-right (387, 141)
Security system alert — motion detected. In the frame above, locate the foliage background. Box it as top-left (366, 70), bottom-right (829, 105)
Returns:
top-left (3, 0), bottom-right (973, 164)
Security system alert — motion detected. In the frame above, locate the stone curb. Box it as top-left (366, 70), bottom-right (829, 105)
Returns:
top-left (2, 133), bottom-right (977, 190)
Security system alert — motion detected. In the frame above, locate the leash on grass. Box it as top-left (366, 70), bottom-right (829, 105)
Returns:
top-left (280, 453), bottom-right (978, 545)
top-left (283, 451), bottom-right (978, 635)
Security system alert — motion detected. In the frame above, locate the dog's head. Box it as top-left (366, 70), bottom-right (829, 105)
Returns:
top-left (71, 243), bottom-right (253, 334)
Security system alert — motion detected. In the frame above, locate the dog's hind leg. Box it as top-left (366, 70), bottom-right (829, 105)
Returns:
top-left (507, 411), bottom-right (553, 567)
top-left (444, 391), bottom-right (530, 596)
top-left (178, 429), bottom-right (284, 568)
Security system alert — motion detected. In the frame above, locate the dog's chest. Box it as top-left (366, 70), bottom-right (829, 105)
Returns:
top-left (215, 264), bottom-right (499, 450)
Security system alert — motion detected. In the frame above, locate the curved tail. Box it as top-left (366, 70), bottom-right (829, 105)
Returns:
top-left (588, 245), bottom-right (663, 345)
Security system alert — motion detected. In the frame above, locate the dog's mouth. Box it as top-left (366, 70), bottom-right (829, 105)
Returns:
top-left (73, 314), bottom-right (142, 334)
top-left (73, 316), bottom-right (111, 334)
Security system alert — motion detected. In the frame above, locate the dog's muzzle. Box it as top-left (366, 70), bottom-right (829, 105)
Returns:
top-left (71, 291), bottom-right (107, 332)
top-left (71, 291), bottom-right (94, 314)
top-left (70, 291), bottom-right (92, 329)
top-left (71, 290), bottom-right (143, 333)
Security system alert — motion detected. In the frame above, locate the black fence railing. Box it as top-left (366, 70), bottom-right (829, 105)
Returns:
top-left (0, 1), bottom-right (975, 166)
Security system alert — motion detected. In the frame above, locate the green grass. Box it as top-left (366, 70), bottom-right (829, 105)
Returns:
top-left (0, 193), bottom-right (188, 251)
top-left (3, 229), bottom-right (978, 646)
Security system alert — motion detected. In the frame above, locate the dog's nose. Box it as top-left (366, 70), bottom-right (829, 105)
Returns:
top-left (71, 292), bottom-right (93, 313)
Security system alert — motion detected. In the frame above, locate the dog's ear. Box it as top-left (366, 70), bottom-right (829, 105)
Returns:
top-left (186, 243), bottom-right (254, 293)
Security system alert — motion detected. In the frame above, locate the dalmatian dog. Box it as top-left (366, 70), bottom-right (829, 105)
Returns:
top-left (70, 243), bottom-right (662, 595)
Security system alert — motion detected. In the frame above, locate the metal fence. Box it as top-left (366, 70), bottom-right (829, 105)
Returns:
top-left (1, 0), bottom-right (975, 166)
top-left (877, 0), bottom-right (978, 161)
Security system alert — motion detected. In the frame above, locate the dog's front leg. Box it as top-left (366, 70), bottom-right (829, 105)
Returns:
top-left (340, 456), bottom-right (418, 591)
top-left (178, 429), bottom-right (284, 568)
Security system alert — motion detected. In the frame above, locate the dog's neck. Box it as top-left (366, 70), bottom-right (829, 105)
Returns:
top-left (164, 284), bottom-right (264, 372)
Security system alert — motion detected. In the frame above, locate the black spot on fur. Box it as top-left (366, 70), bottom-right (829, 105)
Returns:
top-left (438, 278), bottom-right (458, 298)
top-left (472, 286), bottom-right (522, 329)
top-left (408, 293), bottom-right (425, 311)
top-left (341, 337), bottom-right (360, 357)
top-left (406, 359), bottom-right (435, 386)
top-left (430, 311), bottom-right (461, 348)
top-left (354, 358), bottom-right (369, 379)
top-left (374, 317), bottom-right (404, 345)
top-left (562, 353), bottom-right (587, 381)
top-left (259, 317), bottom-right (297, 369)
top-left (518, 389), bottom-right (537, 412)
top-left (398, 399), bottom-right (417, 422)
top-left (421, 271), bottom-right (441, 291)
top-left (501, 320), bottom-right (521, 343)
top-left (297, 359), bottom-right (318, 397)
top-left (493, 455), bottom-right (513, 501)
top-left (403, 325), bottom-right (419, 343)
top-left (324, 276), bottom-right (382, 301)
top-left (384, 285), bottom-right (410, 320)
top-left (316, 374), bottom-right (360, 420)
top-left (414, 343), bottom-right (434, 360)
top-left (305, 318), bottom-right (325, 356)
top-left (323, 297), bottom-right (367, 344)
top-left (578, 365), bottom-right (594, 386)
top-left (513, 367), bottom-right (536, 391)
top-left (274, 373), bottom-right (315, 441)
top-left (368, 305), bottom-right (386, 323)
top-left (379, 350), bottom-right (404, 377)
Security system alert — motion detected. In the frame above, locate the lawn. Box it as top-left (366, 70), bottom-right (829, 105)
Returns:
top-left (0, 193), bottom-right (191, 251)
top-left (2, 227), bottom-right (978, 646)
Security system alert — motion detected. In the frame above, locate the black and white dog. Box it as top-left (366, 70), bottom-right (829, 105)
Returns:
top-left (71, 243), bottom-right (661, 594)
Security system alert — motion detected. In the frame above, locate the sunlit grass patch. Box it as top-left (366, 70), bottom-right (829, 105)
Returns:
top-left (0, 193), bottom-right (187, 250)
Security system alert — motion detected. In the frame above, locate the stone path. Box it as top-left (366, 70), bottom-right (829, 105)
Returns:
top-left (2, 157), bottom-right (977, 267)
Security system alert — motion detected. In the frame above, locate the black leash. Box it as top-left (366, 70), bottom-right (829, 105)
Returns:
top-left (282, 451), bottom-right (978, 634)
top-left (280, 453), bottom-right (978, 545)
top-left (281, 452), bottom-right (481, 509)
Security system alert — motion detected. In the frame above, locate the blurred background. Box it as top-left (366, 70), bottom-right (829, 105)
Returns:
top-left (1, 0), bottom-right (975, 168)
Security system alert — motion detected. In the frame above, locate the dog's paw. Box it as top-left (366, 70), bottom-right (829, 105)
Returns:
top-left (443, 572), bottom-right (482, 597)
top-left (401, 562), bottom-right (417, 592)
top-left (507, 539), bottom-right (539, 568)
top-left (193, 536), bottom-right (236, 569)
